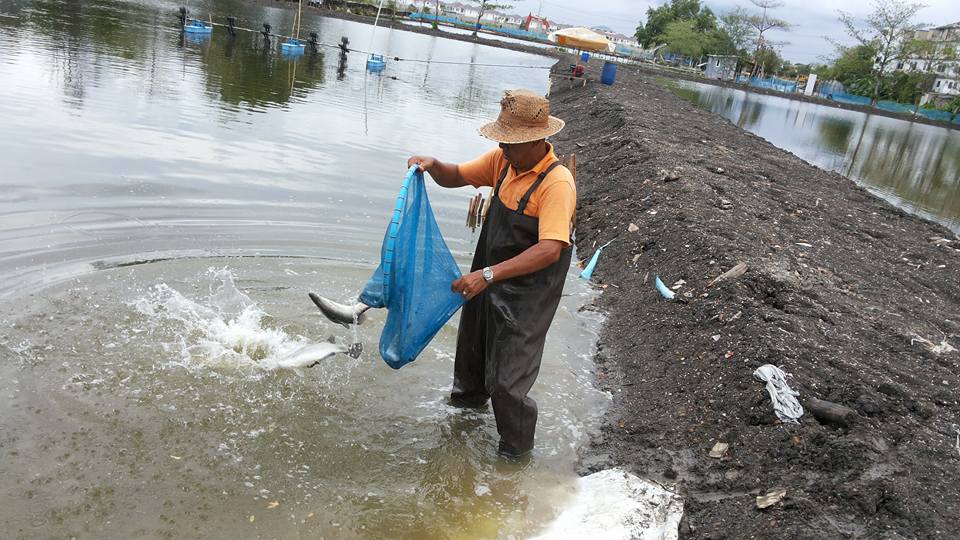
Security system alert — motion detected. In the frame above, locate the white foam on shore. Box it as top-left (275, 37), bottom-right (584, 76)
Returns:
top-left (534, 468), bottom-right (684, 540)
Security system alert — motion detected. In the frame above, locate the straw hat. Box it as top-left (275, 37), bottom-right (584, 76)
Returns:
top-left (478, 89), bottom-right (565, 144)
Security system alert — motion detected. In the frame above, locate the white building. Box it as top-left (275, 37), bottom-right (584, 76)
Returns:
top-left (896, 21), bottom-right (960, 97)
top-left (482, 10), bottom-right (508, 24)
top-left (442, 2), bottom-right (479, 21)
top-left (705, 55), bottom-right (738, 81)
top-left (503, 14), bottom-right (525, 26)
top-left (592, 26), bottom-right (640, 48)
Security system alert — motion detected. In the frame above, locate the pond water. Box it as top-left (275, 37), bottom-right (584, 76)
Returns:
top-left (0, 1), bottom-right (609, 538)
top-left (669, 80), bottom-right (960, 233)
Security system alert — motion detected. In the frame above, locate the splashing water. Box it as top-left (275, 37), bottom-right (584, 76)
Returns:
top-left (134, 268), bottom-right (346, 372)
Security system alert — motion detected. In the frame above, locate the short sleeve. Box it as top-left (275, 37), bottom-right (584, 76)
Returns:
top-left (537, 181), bottom-right (576, 246)
top-left (457, 148), bottom-right (502, 188)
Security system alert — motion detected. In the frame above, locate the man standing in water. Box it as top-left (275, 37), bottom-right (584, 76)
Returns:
top-left (407, 89), bottom-right (576, 458)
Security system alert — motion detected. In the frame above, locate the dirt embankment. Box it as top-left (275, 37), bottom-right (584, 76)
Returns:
top-left (549, 62), bottom-right (960, 539)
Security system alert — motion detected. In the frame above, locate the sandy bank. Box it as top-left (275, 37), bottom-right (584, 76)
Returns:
top-left (549, 62), bottom-right (960, 538)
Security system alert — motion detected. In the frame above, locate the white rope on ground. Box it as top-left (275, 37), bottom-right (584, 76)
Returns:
top-left (954, 424), bottom-right (959, 458)
top-left (753, 364), bottom-right (804, 424)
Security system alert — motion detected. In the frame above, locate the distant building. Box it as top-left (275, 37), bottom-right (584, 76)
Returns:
top-left (437, 2), bottom-right (510, 24)
top-left (483, 10), bottom-right (509, 24)
top-left (442, 2), bottom-right (479, 21)
top-left (591, 27), bottom-right (639, 48)
top-left (503, 13), bottom-right (525, 27)
top-left (896, 21), bottom-right (960, 98)
top-left (705, 55), bottom-right (738, 81)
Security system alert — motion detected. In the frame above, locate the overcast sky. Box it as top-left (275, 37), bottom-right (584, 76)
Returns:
top-left (506, 0), bottom-right (959, 64)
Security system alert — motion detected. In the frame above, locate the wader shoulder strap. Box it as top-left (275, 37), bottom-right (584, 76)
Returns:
top-left (492, 165), bottom-right (511, 198)
top-left (516, 161), bottom-right (561, 216)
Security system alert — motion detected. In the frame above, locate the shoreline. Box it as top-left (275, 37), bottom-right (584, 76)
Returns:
top-left (631, 63), bottom-right (960, 132)
top-left (260, 2), bottom-right (959, 131)
top-left (248, 0), bottom-right (562, 59)
top-left (550, 61), bottom-right (960, 538)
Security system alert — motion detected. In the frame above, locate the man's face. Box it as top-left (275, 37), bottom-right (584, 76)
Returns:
top-left (499, 140), bottom-right (541, 169)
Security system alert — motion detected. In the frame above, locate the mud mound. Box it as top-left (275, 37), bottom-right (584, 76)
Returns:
top-left (551, 63), bottom-right (960, 539)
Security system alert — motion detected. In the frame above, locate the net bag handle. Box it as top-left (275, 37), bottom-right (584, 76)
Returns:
top-left (383, 165), bottom-right (419, 300)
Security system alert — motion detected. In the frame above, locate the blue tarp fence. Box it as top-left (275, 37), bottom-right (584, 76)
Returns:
top-left (816, 84), bottom-right (960, 124)
top-left (737, 75), bottom-right (798, 93)
top-left (408, 12), bottom-right (548, 40)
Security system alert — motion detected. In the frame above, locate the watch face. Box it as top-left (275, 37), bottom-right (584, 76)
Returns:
top-left (483, 268), bottom-right (493, 281)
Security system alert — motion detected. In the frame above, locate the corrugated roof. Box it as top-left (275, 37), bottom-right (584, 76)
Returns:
top-left (932, 21), bottom-right (960, 31)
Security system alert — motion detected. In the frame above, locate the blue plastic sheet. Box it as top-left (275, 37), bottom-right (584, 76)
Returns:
top-left (359, 166), bottom-right (465, 369)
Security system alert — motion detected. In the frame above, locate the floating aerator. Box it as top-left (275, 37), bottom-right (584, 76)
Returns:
top-left (366, 54), bottom-right (386, 72)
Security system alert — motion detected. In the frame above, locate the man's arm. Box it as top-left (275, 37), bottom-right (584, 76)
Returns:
top-left (452, 240), bottom-right (565, 300)
top-left (406, 156), bottom-right (468, 188)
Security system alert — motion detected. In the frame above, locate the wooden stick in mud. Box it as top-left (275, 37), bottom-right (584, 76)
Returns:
top-left (803, 397), bottom-right (858, 428)
top-left (474, 194), bottom-right (484, 231)
top-left (469, 195), bottom-right (477, 231)
top-left (466, 194), bottom-right (477, 227)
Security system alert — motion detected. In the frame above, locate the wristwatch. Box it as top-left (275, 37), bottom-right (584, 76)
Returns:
top-left (482, 266), bottom-right (495, 284)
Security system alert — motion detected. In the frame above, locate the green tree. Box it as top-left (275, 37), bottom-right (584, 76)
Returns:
top-left (827, 43), bottom-right (878, 92)
top-left (753, 46), bottom-right (782, 75)
top-left (779, 61), bottom-right (798, 78)
top-left (660, 20), bottom-right (705, 58)
top-left (635, 0), bottom-right (718, 47)
top-left (719, 6), bottom-right (757, 60)
top-left (706, 28), bottom-right (741, 57)
top-left (943, 95), bottom-right (960, 122)
top-left (838, 0), bottom-right (926, 105)
top-left (745, 0), bottom-right (790, 77)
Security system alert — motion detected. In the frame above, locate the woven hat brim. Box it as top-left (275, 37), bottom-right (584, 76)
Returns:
top-left (477, 116), bottom-right (565, 144)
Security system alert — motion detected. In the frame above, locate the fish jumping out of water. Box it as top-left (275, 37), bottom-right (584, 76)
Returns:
top-left (308, 292), bottom-right (371, 327)
top-left (271, 338), bottom-right (363, 370)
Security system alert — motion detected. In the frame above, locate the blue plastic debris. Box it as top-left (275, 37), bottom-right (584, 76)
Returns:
top-left (654, 276), bottom-right (675, 300)
top-left (579, 239), bottom-right (613, 280)
top-left (359, 166), bottom-right (465, 369)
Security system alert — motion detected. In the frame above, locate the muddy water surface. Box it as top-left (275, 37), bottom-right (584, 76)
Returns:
top-left (0, 1), bottom-right (607, 537)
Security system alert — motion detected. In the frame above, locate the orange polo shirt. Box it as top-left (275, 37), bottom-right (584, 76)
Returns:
top-left (458, 143), bottom-right (576, 246)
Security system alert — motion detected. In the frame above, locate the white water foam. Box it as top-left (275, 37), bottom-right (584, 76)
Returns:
top-left (134, 267), bottom-right (340, 372)
top-left (534, 469), bottom-right (684, 540)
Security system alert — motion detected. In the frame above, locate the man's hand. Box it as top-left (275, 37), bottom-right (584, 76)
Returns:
top-left (452, 270), bottom-right (488, 301)
top-left (406, 155), bottom-right (468, 188)
top-left (407, 155), bottom-right (437, 172)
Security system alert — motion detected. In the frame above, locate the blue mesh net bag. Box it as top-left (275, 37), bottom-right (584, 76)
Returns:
top-left (359, 166), bottom-right (465, 369)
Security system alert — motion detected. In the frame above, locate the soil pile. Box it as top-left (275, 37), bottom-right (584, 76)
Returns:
top-left (549, 63), bottom-right (960, 538)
